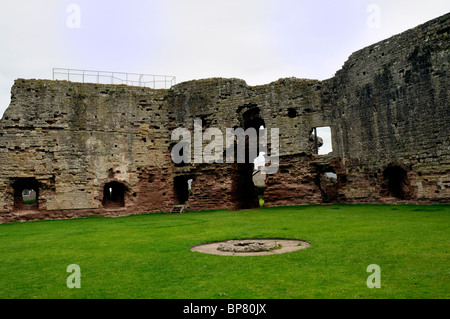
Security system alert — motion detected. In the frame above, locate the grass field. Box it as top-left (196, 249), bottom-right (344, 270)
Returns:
top-left (0, 204), bottom-right (448, 299)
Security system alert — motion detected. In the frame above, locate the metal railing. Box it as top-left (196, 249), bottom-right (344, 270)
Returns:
top-left (52, 68), bottom-right (176, 89)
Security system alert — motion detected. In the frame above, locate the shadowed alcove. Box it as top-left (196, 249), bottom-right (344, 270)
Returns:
top-left (231, 106), bottom-right (265, 210)
top-left (383, 166), bottom-right (411, 199)
top-left (103, 181), bottom-right (126, 208)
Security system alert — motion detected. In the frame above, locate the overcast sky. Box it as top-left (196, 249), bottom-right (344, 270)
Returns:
top-left (0, 0), bottom-right (449, 118)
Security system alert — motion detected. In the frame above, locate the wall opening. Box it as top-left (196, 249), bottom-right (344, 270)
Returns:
top-left (253, 137), bottom-right (267, 207)
top-left (287, 108), bottom-right (297, 118)
top-left (383, 166), bottom-right (410, 199)
top-left (253, 125), bottom-right (267, 173)
top-left (174, 176), bottom-right (193, 204)
top-left (325, 172), bottom-right (337, 179)
top-left (231, 106), bottom-right (263, 210)
top-left (12, 177), bottom-right (40, 210)
top-left (315, 169), bottom-right (338, 203)
top-left (232, 162), bottom-right (259, 210)
top-left (103, 181), bottom-right (126, 208)
top-left (312, 126), bottom-right (333, 155)
top-left (22, 189), bottom-right (37, 205)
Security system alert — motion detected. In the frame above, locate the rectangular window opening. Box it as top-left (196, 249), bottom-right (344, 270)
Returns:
top-left (313, 126), bottom-right (333, 155)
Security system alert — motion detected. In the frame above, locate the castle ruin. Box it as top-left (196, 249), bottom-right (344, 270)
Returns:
top-left (0, 13), bottom-right (449, 223)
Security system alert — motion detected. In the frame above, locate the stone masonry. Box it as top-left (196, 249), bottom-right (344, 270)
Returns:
top-left (0, 13), bottom-right (449, 223)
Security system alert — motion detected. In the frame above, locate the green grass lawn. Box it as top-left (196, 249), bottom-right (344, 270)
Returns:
top-left (0, 204), bottom-right (448, 299)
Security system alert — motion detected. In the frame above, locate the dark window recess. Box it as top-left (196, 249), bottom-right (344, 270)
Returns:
top-left (12, 177), bottom-right (40, 210)
top-left (103, 181), bottom-right (126, 208)
top-left (383, 166), bottom-right (411, 199)
top-left (174, 176), bottom-right (193, 204)
top-left (288, 108), bottom-right (297, 118)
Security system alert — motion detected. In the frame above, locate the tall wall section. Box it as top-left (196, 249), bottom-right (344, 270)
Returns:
top-left (0, 80), bottom-right (177, 220)
top-left (330, 13), bottom-right (450, 202)
top-left (166, 77), bottom-right (333, 210)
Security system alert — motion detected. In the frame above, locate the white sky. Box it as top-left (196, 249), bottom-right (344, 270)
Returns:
top-left (0, 0), bottom-right (449, 117)
top-left (317, 126), bottom-right (332, 155)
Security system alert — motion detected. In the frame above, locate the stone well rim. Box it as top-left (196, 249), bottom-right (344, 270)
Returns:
top-left (190, 238), bottom-right (311, 256)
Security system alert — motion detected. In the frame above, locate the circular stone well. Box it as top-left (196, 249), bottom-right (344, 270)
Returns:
top-left (191, 239), bottom-right (311, 256)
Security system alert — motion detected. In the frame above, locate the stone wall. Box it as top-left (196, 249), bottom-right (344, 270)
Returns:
top-left (0, 13), bottom-right (449, 223)
top-left (331, 13), bottom-right (450, 203)
top-left (0, 80), bottom-right (177, 221)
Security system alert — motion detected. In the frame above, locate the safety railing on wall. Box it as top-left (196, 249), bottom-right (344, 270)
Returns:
top-left (52, 68), bottom-right (176, 89)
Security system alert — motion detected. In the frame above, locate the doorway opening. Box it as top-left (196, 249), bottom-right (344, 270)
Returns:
top-left (103, 181), bottom-right (126, 208)
top-left (315, 169), bottom-right (338, 203)
top-left (383, 166), bottom-right (410, 199)
top-left (231, 106), bottom-right (264, 210)
top-left (174, 176), bottom-right (194, 204)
